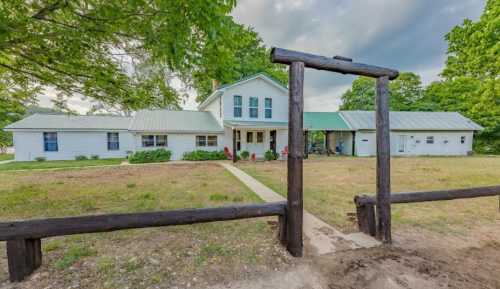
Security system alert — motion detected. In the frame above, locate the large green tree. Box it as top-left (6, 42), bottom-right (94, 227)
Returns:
top-left (423, 0), bottom-right (499, 153)
top-left (339, 72), bottom-right (426, 111)
top-left (0, 0), bottom-right (286, 111)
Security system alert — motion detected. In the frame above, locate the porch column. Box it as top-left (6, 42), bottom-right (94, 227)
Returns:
top-left (304, 130), bottom-right (309, 159)
top-left (325, 130), bottom-right (330, 156)
top-left (232, 129), bottom-right (237, 163)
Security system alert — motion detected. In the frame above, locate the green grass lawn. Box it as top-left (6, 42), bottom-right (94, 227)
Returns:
top-left (0, 163), bottom-right (289, 288)
top-left (0, 153), bottom-right (14, 161)
top-left (0, 158), bottom-right (124, 171)
top-left (237, 156), bottom-right (500, 234)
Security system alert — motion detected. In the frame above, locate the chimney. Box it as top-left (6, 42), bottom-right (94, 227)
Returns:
top-left (212, 79), bottom-right (220, 92)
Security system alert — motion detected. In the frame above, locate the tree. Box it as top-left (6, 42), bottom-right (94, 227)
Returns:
top-left (0, 0), bottom-right (285, 112)
top-left (425, 0), bottom-right (500, 153)
top-left (340, 72), bottom-right (425, 111)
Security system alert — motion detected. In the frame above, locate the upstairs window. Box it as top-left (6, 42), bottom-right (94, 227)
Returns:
top-left (43, 132), bottom-right (58, 152)
top-left (155, 135), bottom-right (168, 147)
top-left (249, 97), bottom-right (258, 118)
top-left (460, 136), bottom-right (466, 144)
top-left (142, 135), bottom-right (155, 147)
top-left (107, 132), bottom-right (120, 151)
top-left (233, 95), bottom-right (242, 118)
top-left (265, 98), bottom-right (272, 119)
top-left (426, 136), bottom-right (434, 144)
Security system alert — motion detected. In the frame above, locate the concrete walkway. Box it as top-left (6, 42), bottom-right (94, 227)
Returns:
top-left (220, 163), bottom-right (379, 256)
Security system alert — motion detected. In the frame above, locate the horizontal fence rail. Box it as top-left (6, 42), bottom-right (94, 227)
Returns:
top-left (354, 185), bottom-right (500, 237)
top-left (271, 47), bottom-right (399, 80)
top-left (2, 202), bottom-right (287, 282)
top-left (355, 185), bottom-right (500, 206)
top-left (0, 202), bottom-right (287, 241)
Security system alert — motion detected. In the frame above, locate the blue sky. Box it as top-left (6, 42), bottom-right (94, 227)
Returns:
top-left (38, 0), bottom-right (485, 113)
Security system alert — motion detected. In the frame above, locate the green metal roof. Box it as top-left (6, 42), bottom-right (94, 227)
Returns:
top-left (303, 112), bottom-right (352, 131)
top-left (130, 110), bottom-right (224, 133)
top-left (4, 114), bottom-right (131, 131)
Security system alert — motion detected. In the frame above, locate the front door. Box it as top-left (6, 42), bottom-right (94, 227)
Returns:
top-left (270, 130), bottom-right (277, 154)
top-left (246, 131), bottom-right (265, 157)
top-left (398, 135), bottom-right (407, 153)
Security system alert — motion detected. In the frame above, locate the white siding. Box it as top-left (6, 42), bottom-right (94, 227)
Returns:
top-left (204, 96), bottom-right (223, 126)
top-left (353, 130), bottom-right (474, 156)
top-left (333, 131), bottom-right (353, 156)
top-left (132, 132), bottom-right (224, 160)
top-left (222, 77), bottom-right (288, 122)
top-left (12, 130), bottom-right (134, 161)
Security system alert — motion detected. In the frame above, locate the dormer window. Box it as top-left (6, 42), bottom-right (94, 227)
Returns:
top-left (249, 97), bottom-right (258, 118)
top-left (265, 98), bottom-right (272, 119)
top-left (233, 95), bottom-right (242, 118)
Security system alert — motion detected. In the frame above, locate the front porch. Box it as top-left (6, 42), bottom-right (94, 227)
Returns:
top-left (224, 120), bottom-right (288, 161)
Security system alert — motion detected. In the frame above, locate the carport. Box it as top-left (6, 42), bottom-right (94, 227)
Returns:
top-left (303, 112), bottom-right (353, 157)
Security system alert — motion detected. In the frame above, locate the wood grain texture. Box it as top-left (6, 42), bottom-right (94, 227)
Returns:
top-left (287, 61), bottom-right (305, 257)
top-left (0, 202), bottom-right (286, 241)
top-left (355, 202), bottom-right (376, 237)
top-left (271, 47), bottom-right (399, 79)
top-left (376, 76), bottom-right (392, 243)
top-left (355, 185), bottom-right (500, 205)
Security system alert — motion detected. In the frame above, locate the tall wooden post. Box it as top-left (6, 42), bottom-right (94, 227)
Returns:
top-left (232, 129), bottom-right (237, 163)
top-left (375, 76), bottom-right (391, 243)
top-left (287, 61), bottom-right (304, 257)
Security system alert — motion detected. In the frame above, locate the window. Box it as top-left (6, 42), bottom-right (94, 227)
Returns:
top-left (233, 95), bottom-right (242, 118)
top-left (426, 136), bottom-right (434, 144)
top-left (265, 98), bottom-right (272, 119)
top-left (196, 135), bottom-right (218, 147)
top-left (107, 132), bottom-right (120, 151)
top-left (207, 136), bottom-right (218, 146)
top-left (142, 135), bottom-right (155, 147)
top-left (43, 132), bottom-right (58, 152)
top-left (155, 135), bottom-right (168, 147)
top-left (256, 132), bottom-right (264, 143)
top-left (249, 97), bottom-right (258, 118)
top-left (247, 131), bottom-right (254, 143)
top-left (461, 136), bottom-right (466, 144)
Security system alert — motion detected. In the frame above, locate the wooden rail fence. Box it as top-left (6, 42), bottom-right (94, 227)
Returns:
top-left (1, 202), bottom-right (287, 282)
top-left (354, 185), bottom-right (500, 237)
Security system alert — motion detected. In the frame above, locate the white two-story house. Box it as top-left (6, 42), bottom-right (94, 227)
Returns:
top-left (5, 73), bottom-right (289, 161)
top-left (199, 73), bottom-right (289, 158)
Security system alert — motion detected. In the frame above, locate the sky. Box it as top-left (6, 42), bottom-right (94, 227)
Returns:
top-left (37, 0), bottom-right (485, 114)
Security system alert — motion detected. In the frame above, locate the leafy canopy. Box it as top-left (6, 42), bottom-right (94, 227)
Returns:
top-left (340, 72), bottom-right (425, 111)
top-left (0, 0), bottom-right (286, 112)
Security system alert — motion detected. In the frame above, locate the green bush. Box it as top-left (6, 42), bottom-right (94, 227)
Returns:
top-left (182, 150), bottom-right (228, 161)
top-left (34, 156), bottom-right (46, 162)
top-left (240, 150), bottom-right (250, 160)
top-left (264, 150), bottom-right (278, 161)
top-left (91, 154), bottom-right (99, 160)
top-left (75, 155), bottom-right (88, 161)
top-left (129, 149), bottom-right (172, 164)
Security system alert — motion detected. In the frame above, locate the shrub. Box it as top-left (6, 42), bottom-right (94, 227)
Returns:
top-left (128, 149), bottom-right (172, 164)
top-left (34, 156), bottom-right (46, 162)
top-left (75, 155), bottom-right (88, 161)
top-left (91, 155), bottom-right (99, 160)
top-left (240, 150), bottom-right (250, 160)
top-left (264, 150), bottom-right (278, 161)
top-left (182, 150), bottom-right (228, 161)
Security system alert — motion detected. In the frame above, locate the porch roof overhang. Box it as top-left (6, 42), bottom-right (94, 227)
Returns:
top-left (223, 120), bottom-right (288, 130)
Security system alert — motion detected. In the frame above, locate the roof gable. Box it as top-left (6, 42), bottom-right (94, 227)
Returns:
top-left (340, 111), bottom-right (483, 131)
top-left (198, 73), bottom-right (287, 110)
